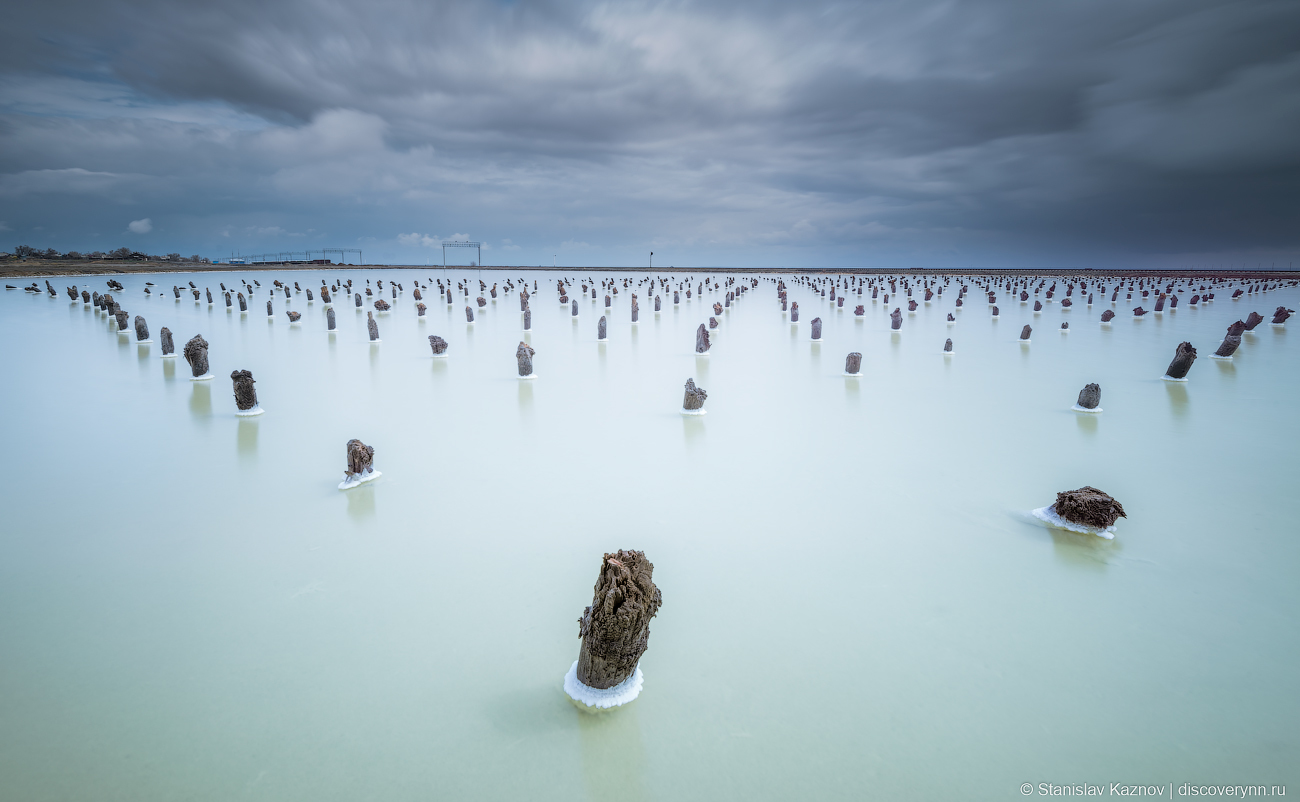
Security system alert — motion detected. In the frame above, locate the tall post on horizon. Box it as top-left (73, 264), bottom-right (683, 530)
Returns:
top-left (650, 251), bottom-right (653, 270)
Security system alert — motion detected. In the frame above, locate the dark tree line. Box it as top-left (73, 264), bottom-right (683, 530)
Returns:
top-left (3, 246), bottom-right (207, 263)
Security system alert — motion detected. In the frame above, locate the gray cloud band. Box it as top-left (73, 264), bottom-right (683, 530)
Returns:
top-left (2, 0), bottom-right (1297, 266)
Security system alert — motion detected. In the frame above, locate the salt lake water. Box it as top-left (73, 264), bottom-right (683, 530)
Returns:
top-left (1, 270), bottom-right (1297, 800)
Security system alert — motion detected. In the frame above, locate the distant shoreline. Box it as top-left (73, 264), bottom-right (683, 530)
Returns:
top-left (4, 260), bottom-right (1297, 281)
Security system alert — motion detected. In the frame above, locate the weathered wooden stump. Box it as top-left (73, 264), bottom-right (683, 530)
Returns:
top-left (695, 323), bottom-right (710, 353)
top-left (1165, 341), bottom-right (1197, 379)
top-left (184, 335), bottom-right (209, 377)
top-left (682, 378), bottom-right (707, 410)
top-left (231, 370), bottom-right (258, 410)
top-left (516, 341), bottom-right (535, 376)
top-left (1052, 486), bottom-right (1126, 529)
top-left (345, 439), bottom-right (375, 479)
top-left (573, 550), bottom-right (663, 698)
top-left (1214, 321), bottom-right (1247, 356)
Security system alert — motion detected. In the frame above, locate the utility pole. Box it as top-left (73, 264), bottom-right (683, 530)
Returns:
top-left (650, 252), bottom-right (653, 270)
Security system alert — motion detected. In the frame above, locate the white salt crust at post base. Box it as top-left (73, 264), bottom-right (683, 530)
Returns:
top-left (191, 373), bottom-right (214, 382)
top-left (1031, 505), bottom-right (1116, 540)
top-left (1071, 404), bottom-right (1102, 414)
top-left (235, 406), bottom-right (265, 417)
top-left (338, 469), bottom-right (381, 491)
top-left (680, 407), bottom-right (707, 416)
top-left (563, 661), bottom-right (644, 710)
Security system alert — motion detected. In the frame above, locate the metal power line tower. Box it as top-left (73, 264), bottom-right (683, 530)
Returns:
top-left (442, 240), bottom-right (482, 267)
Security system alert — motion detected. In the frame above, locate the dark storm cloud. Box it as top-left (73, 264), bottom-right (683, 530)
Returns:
top-left (2, 0), bottom-right (1298, 266)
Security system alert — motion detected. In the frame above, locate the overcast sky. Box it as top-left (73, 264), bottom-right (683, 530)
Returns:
top-left (2, 0), bottom-right (1297, 268)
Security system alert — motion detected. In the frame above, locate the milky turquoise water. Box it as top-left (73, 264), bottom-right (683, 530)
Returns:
top-left (0, 271), bottom-right (1296, 801)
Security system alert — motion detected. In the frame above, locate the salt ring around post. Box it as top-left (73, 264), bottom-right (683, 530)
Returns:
top-left (1160, 375), bottom-right (1188, 382)
top-left (235, 405), bottom-right (265, 417)
top-left (191, 373), bottom-right (214, 382)
top-left (1210, 354), bottom-right (1233, 361)
top-left (1070, 404), bottom-right (1102, 414)
top-left (680, 407), bottom-right (707, 416)
top-left (1031, 506), bottom-right (1116, 539)
top-left (564, 661), bottom-right (643, 711)
top-left (136, 339), bottom-right (152, 344)
top-left (518, 374), bottom-right (538, 380)
top-left (338, 470), bottom-right (381, 491)
top-left (842, 371), bottom-right (862, 377)
top-left (161, 353), bottom-right (177, 358)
